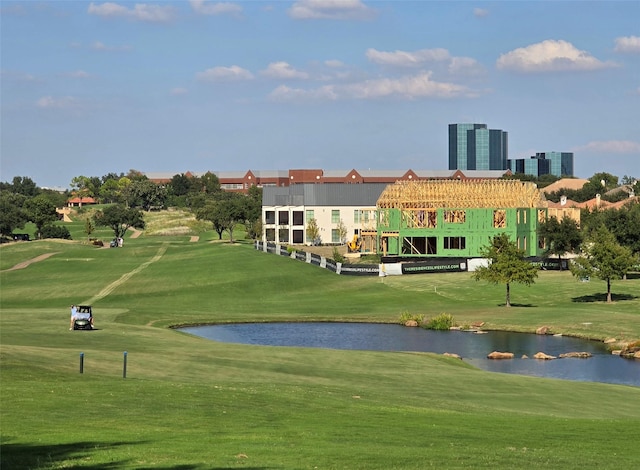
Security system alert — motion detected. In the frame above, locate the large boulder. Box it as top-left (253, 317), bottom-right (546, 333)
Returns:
top-left (533, 352), bottom-right (556, 360)
top-left (443, 352), bottom-right (462, 359)
top-left (536, 326), bottom-right (551, 335)
top-left (559, 352), bottom-right (592, 358)
top-left (487, 351), bottom-right (514, 359)
top-left (404, 320), bottom-right (419, 327)
top-left (619, 344), bottom-right (640, 359)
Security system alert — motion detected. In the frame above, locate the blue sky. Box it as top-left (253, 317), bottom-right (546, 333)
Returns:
top-left (1, 0), bottom-right (639, 189)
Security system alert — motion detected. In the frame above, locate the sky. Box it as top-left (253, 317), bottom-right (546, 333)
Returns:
top-left (1, 0), bottom-right (639, 189)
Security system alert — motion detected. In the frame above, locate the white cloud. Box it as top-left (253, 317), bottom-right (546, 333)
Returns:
top-left (268, 71), bottom-right (478, 102)
top-left (366, 48), bottom-right (485, 77)
top-left (324, 59), bottom-right (344, 68)
top-left (91, 41), bottom-right (132, 51)
top-left (473, 8), bottom-right (488, 18)
top-left (36, 96), bottom-right (78, 109)
top-left (66, 70), bottom-right (91, 78)
top-left (497, 39), bottom-right (615, 72)
top-left (190, 1), bottom-right (242, 16)
top-left (575, 140), bottom-right (640, 154)
top-left (196, 65), bottom-right (253, 81)
top-left (614, 36), bottom-right (640, 53)
top-left (88, 2), bottom-right (175, 23)
top-left (288, 0), bottom-right (375, 20)
top-left (448, 57), bottom-right (485, 76)
top-left (260, 62), bottom-right (309, 79)
top-left (366, 48), bottom-right (450, 67)
top-left (269, 84), bottom-right (338, 102)
top-left (170, 87), bottom-right (188, 95)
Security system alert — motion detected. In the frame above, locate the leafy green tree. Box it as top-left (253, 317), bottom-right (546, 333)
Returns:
top-left (196, 199), bottom-right (226, 240)
top-left (244, 186), bottom-right (262, 240)
top-left (195, 192), bottom-right (246, 243)
top-left (71, 175), bottom-right (100, 199)
top-left (200, 171), bottom-right (222, 195)
top-left (95, 204), bottom-right (145, 240)
top-left (24, 194), bottom-right (58, 239)
top-left (84, 217), bottom-right (95, 241)
top-left (0, 191), bottom-right (28, 237)
top-left (603, 201), bottom-right (640, 256)
top-left (537, 215), bottom-right (582, 269)
top-left (169, 173), bottom-right (192, 197)
top-left (40, 188), bottom-right (68, 208)
top-left (99, 178), bottom-right (122, 203)
top-left (306, 218), bottom-right (321, 245)
top-left (471, 233), bottom-right (539, 307)
top-left (337, 220), bottom-right (348, 244)
top-left (10, 176), bottom-right (39, 197)
top-left (570, 226), bottom-right (637, 303)
top-left (128, 179), bottom-right (167, 211)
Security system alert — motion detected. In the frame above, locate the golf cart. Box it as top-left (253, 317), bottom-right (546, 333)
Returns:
top-left (73, 305), bottom-right (94, 330)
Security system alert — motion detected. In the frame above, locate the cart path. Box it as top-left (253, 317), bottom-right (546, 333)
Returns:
top-left (82, 243), bottom-right (168, 305)
top-left (1, 252), bottom-right (60, 272)
top-left (130, 228), bottom-right (143, 238)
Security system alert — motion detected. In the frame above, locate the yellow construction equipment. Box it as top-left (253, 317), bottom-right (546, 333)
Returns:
top-left (347, 234), bottom-right (362, 253)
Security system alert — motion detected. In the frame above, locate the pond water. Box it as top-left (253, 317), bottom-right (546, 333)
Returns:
top-left (180, 322), bottom-right (640, 387)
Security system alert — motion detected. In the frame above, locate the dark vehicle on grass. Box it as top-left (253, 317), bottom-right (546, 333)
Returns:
top-left (73, 305), bottom-right (94, 330)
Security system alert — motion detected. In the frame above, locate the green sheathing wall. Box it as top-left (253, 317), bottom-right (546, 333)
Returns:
top-left (378, 207), bottom-right (542, 258)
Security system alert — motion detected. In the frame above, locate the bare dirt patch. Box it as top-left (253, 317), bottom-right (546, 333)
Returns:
top-left (2, 253), bottom-right (59, 272)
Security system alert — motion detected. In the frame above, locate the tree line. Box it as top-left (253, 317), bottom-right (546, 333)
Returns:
top-left (0, 171), bottom-right (262, 243)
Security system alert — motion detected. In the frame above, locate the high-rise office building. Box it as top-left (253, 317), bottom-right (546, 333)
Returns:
top-left (448, 123), bottom-right (508, 171)
top-left (508, 152), bottom-right (574, 178)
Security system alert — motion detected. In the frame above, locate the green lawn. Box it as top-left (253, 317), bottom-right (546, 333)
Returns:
top-left (1, 232), bottom-right (639, 469)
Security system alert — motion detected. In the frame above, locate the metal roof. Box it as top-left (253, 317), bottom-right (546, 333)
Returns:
top-left (263, 183), bottom-right (390, 207)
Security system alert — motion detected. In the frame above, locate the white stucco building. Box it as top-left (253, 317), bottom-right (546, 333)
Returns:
top-left (262, 183), bottom-right (388, 249)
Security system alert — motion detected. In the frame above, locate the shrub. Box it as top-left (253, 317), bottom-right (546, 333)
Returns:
top-left (286, 245), bottom-right (296, 254)
top-left (332, 247), bottom-right (345, 264)
top-left (40, 224), bottom-right (71, 240)
top-left (425, 313), bottom-right (455, 330)
top-left (398, 311), bottom-right (425, 325)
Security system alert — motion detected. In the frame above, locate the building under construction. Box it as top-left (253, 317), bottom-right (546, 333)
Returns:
top-left (374, 179), bottom-right (575, 258)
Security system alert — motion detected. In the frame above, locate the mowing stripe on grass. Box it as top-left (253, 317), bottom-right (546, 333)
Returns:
top-left (81, 243), bottom-right (168, 305)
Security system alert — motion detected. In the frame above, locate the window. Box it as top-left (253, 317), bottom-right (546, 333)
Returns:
top-left (443, 210), bottom-right (466, 224)
top-left (265, 228), bottom-right (275, 241)
top-left (402, 236), bottom-right (437, 255)
top-left (292, 230), bottom-right (304, 244)
top-left (354, 210), bottom-right (361, 223)
top-left (292, 211), bottom-right (304, 226)
top-left (493, 210), bottom-right (506, 228)
top-left (444, 237), bottom-right (466, 250)
top-left (331, 229), bottom-right (340, 243)
top-left (278, 211), bottom-right (289, 225)
top-left (265, 211), bottom-right (275, 224)
top-left (306, 210), bottom-right (314, 222)
top-left (331, 210), bottom-right (340, 223)
top-left (278, 228), bottom-right (289, 243)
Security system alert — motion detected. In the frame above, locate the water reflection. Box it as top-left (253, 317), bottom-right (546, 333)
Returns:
top-left (181, 322), bottom-right (639, 387)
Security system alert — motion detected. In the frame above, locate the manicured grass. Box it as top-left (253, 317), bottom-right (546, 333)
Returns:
top-left (1, 232), bottom-right (639, 469)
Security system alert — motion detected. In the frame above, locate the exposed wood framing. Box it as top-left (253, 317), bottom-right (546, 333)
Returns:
top-left (402, 209), bottom-right (437, 228)
top-left (377, 179), bottom-right (546, 209)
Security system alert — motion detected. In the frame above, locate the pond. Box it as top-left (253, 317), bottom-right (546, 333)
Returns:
top-left (180, 322), bottom-right (640, 387)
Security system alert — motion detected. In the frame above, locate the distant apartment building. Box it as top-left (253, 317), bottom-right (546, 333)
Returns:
top-left (448, 123), bottom-right (508, 171)
top-left (145, 168), bottom-right (510, 194)
top-left (508, 152), bottom-right (574, 178)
